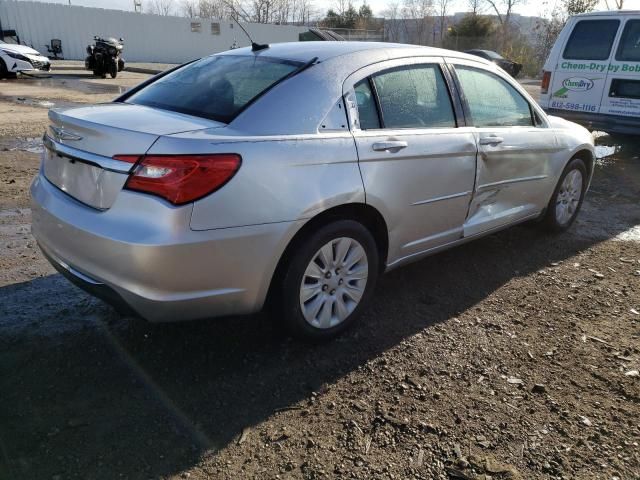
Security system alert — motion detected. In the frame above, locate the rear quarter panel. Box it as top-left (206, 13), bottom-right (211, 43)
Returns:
top-left (148, 132), bottom-right (364, 230)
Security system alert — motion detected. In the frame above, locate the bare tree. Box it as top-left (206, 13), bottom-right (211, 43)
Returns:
top-left (401, 0), bottom-right (435, 45)
top-left (180, 0), bottom-right (317, 24)
top-left (382, 1), bottom-right (402, 41)
top-left (482, 0), bottom-right (525, 26)
top-left (435, 0), bottom-right (453, 43)
top-left (482, 0), bottom-right (526, 49)
top-left (181, 0), bottom-right (198, 17)
top-left (147, 0), bottom-right (176, 15)
top-left (564, 0), bottom-right (598, 15)
top-left (467, 0), bottom-right (485, 14)
top-left (604, 0), bottom-right (624, 8)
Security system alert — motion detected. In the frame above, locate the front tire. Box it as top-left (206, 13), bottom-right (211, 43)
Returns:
top-left (542, 158), bottom-right (587, 232)
top-left (109, 59), bottom-right (117, 78)
top-left (0, 58), bottom-right (7, 79)
top-left (273, 220), bottom-right (379, 342)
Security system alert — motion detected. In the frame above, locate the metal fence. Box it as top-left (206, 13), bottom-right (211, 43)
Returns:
top-left (329, 28), bottom-right (384, 42)
top-left (0, 0), bottom-right (307, 63)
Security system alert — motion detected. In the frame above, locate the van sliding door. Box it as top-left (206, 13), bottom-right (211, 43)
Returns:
top-left (600, 18), bottom-right (640, 119)
top-left (548, 19), bottom-right (620, 115)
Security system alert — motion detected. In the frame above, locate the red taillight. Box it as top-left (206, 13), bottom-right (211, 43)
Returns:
top-left (120, 154), bottom-right (241, 205)
top-left (541, 71), bottom-right (552, 95)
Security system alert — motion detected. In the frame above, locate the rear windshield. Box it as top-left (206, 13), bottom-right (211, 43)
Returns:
top-left (126, 55), bottom-right (301, 123)
top-left (563, 19), bottom-right (620, 60)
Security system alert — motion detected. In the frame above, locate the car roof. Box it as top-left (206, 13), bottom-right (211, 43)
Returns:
top-left (217, 41), bottom-right (491, 66)
top-left (573, 9), bottom-right (640, 16)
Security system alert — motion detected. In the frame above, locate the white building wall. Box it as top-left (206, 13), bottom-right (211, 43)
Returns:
top-left (0, 0), bottom-right (308, 63)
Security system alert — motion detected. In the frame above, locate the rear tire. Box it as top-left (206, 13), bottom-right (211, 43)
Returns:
top-left (542, 158), bottom-right (587, 232)
top-left (272, 220), bottom-right (379, 342)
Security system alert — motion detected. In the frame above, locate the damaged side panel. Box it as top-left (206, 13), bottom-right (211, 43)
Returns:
top-left (149, 132), bottom-right (364, 231)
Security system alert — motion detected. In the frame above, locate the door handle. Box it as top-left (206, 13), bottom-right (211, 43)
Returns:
top-left (479, 136), bottom-right (504, 146)
top-left (372, 141), bottom-right (408, 152)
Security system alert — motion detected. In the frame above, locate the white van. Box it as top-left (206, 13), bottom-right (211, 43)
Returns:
top-left (540, 10), bottom-right (640, 134)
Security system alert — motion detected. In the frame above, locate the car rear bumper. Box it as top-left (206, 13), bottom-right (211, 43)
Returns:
top-left (544, 108), bottom-right (640, 135)
top-left (31, 172), bottom-right (300, 322)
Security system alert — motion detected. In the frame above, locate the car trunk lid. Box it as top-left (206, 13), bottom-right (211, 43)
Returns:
top-left (43, 103), bottom-right (224, 210)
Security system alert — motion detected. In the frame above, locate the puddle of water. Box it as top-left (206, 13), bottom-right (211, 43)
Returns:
top-left (10, 96), bottom-right (79, 110)
top-left (0, 137), bottom-right (44, 154)
top-left (615, 225), bottom-right (640, 243)
top-left (594, 145), bottom-right (618, 165)
top-left (0, 208), bottom-right (31, 218)
top-left (14, 75), bottom-right (129, 95)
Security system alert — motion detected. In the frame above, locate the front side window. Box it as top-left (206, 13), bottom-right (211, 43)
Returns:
top-left (617, 20), bottom-right (640, 61)
top-left (455, 66), bottom-right (533, 127)
top-left (126, 55), bottom-right (300, 123)
top-left (371, 65), bottom-right (456, 129)
top-left (563, 19), bottom-right (620, 60)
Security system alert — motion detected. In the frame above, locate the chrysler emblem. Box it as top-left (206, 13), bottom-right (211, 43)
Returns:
top-left (50, 126), bottom-right (82, 142)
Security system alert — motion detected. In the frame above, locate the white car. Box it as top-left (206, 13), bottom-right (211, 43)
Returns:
top-left (0, 40), bottom-right (51, 77)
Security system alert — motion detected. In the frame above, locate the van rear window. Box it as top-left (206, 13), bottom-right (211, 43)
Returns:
top-left (126, 55), bottom-right (301, 123)
top-left (563, 20), bottom-right (620, 61)
top-left (616, 20), bottom-right (640, 62)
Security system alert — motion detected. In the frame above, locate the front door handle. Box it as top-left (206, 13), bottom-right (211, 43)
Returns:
top-left (479, 136), bottom-right (504, 146)
top-left (372, 141), bottom-right (408, 152)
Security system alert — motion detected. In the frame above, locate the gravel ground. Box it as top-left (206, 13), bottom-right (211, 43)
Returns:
top-left (0, 71), bottom-right (638, 480)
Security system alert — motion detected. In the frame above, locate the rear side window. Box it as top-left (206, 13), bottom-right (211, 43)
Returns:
top-left (455, 66), bottom-right (533, 127)
top-left (354, 79), bottom-right (380, 130)
top-left (371, 65), bottom-right (455, 129)
top-left (616, 20), bottom-right (640, 61)
top-left (563, 20), bottom-right (620, 60)
top-left (610, 78), bottom-right (640, 99)
top-left (126, 55), bottom-right (301, 123)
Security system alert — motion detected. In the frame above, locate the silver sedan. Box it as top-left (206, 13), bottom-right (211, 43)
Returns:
top-left (31, 42), bottom-right (595, 340)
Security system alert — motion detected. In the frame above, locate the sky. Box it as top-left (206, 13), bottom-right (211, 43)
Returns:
top-left (21, 0), bottom-right (640, 18)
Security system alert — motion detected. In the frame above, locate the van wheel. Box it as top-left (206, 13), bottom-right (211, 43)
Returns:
top-left (542, 158), bottom-right (587, 232)
top-left (274, 220), bottom-right (379, 342)
top-left (0, 59), bottom-right (8, 79)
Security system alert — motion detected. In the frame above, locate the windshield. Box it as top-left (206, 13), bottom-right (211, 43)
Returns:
top-left (126, 55), bottom-right (302, 124)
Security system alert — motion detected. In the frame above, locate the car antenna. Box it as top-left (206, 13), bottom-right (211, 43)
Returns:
top-left (227, 6), bottom-right (268, 52)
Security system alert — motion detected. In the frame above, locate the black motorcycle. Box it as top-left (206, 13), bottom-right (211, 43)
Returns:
top-left (85, 36), bottom-right (125, 78)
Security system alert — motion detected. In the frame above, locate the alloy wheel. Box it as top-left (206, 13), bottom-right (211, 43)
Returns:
top-left (555, 168), bottom-right (583, 226)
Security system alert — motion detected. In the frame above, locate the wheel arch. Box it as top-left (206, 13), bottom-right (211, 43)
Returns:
top-left (265, 203), bottom-right (389, 308)
top-left (572, 148), bottom-right (595, 182)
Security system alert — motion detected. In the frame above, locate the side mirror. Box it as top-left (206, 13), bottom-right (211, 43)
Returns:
top-left (119, 38), bottom-right (124, 42)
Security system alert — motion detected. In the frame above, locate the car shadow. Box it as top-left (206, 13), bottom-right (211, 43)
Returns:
top-left (0, 136), bottom-right (639, 479)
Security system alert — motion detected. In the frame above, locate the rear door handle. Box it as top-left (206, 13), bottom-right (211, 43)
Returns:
top-left (372, 141), bottom-right (408, 152)
top-left (479, 136), bottom-right (504, 146)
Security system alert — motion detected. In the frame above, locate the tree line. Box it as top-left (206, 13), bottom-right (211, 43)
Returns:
top-left (144, 0), bottom-right (628, 75)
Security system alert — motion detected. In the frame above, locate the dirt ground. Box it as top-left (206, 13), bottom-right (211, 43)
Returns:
top-left (0, 71), bottom-right (638, 480)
